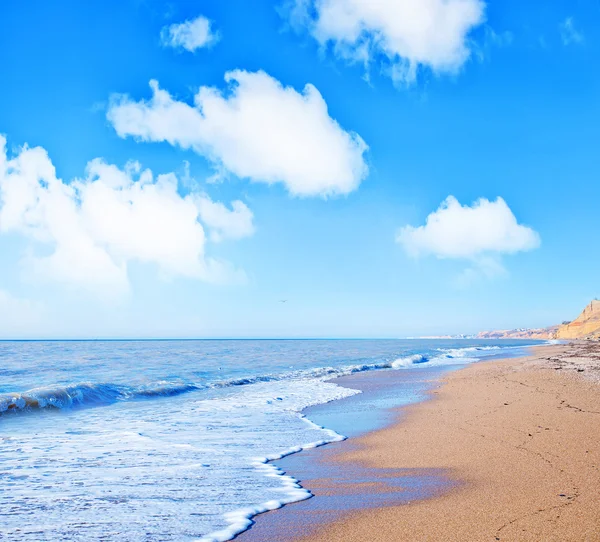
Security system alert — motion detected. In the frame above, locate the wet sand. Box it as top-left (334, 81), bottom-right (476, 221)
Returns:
top-left (243, 342), bottom-right (600, 541)
top-left (294, 342), bottom-right (600, 541)
top-left (239, 366), bottom-right (456, 541)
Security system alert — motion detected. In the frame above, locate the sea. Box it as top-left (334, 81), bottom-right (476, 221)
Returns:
top-left (0, 339), bottom-right (540, 541)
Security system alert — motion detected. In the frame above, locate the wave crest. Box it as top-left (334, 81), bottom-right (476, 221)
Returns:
top-left (0, 381), bottom-right (200, 414)
top-left (1, 344), bottom-right (513, 416)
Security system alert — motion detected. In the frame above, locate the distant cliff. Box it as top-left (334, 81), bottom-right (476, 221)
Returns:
top-left (476, 300), bottom-right (600, 341)
top-left (476, 326), bottom-right (559, 340)
top-left (555, 300), bottom-right (600, 340)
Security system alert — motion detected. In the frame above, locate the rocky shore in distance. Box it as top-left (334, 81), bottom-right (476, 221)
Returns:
top-left (476, 299), bottom-right (600, 341)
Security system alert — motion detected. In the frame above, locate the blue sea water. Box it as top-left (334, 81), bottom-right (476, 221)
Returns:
top-left (0, 339), bottom-right (539, 541)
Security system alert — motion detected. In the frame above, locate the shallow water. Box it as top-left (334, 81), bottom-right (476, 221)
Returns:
top-left (0, 339), bottom-right (539, 540)
top-left (239, 367), bottom-right (455, 541)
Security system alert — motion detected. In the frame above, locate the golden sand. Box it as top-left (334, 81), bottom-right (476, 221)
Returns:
top-left (297, 344), bottom-right (600, 541)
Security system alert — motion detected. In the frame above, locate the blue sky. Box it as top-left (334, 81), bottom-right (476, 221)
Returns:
top-left (0, 0), bottom-right (598, 338)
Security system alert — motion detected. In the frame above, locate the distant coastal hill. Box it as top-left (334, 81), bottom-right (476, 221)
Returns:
top-left (476, 326), bottom-right (559, 340)
top-left (476, 299), bottom-right (600, 341)
top-left (556, 300), bottom-right (600, 340)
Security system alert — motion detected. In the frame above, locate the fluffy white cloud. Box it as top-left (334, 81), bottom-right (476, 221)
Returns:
top-left (396, 196), bottom-right (540, 275)
top-left (560, 17), bottom-right (584, 46)
top-left (107, 70), bottom-right (368, 197)
top-left (0, 135), bottom-right (253, 296)
top-left (160, 15), bottom-right (219, 52)
top-left (285, 0), bottom-right (486, 85)
top-left (194, 196), bottom-right (255, 242)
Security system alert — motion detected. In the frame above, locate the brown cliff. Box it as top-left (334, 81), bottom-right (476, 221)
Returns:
top-left (556, 300), bottom-right (600, 340)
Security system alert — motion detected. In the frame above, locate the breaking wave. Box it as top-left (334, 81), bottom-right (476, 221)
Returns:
top-left (0, 345), bottom-right (508, 415)
top-left (0, 381), bottom-right (201, 413)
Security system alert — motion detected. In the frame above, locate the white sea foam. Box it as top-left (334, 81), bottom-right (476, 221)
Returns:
top-left (391, 353), bottom-right (429, 368)
top-left (0, 345), bottom-right (516, 417)
top-left (0, 340), bottom-right (534, 541)
top-left (197, 414), bottom-right (347, 542)
top-left (196, 345), bottom-right (503, 541)
top-left (0, 376), bottom-right (358, 541)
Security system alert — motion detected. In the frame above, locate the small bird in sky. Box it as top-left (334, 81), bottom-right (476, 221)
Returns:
top-left (279, 299), bottom-right (287, 303)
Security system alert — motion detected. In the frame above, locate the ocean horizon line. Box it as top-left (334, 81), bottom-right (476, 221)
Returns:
top-left (0, 336), bottom-right (538, 342)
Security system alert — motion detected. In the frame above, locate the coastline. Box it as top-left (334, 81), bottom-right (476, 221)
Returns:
top-left (241, 342), bottom-right (600, 541)
top-left (238, 363), bottom-right (458, 542)
top-left (0, 339), bottom-right (541, 542)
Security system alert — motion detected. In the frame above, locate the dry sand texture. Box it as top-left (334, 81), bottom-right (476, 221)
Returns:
top-left (295, 343), bottom-right (600, 542)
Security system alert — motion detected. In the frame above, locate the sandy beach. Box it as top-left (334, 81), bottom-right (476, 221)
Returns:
top-left (284, 342), bottom-right (600, 542)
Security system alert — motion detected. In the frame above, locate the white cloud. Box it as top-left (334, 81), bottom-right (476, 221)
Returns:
top-left (107, 70), bottom-right (368, 197)
top-left (160, 15), bottom-right (219, 52)
top-left (396, 196), bottom-right (540, 277)
top-left (194, 196), bottom-right (255, 242)
top-left (560, 17), bottom-right (584, 46)
top-left (0, 135), bottom-right (252, 296)
top-left (284, 0), bottom-right (486, 85)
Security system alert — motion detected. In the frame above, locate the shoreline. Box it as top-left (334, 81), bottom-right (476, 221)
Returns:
top-left (1, 339), bottom-right (540, 542)
top-left (227, 342), bottom-right (534, 542)
top-left (238, 363), bottom-right (457, 542)
top-left (238, 344), bottom-right (533, 541)
top-left (241, 342), bottom-right (600, 541)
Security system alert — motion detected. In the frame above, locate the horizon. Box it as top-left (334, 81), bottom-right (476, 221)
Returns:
top-left (0, 335), bottom-right (555, 342)
top-left (1, 0), bottom-right (599, 338)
